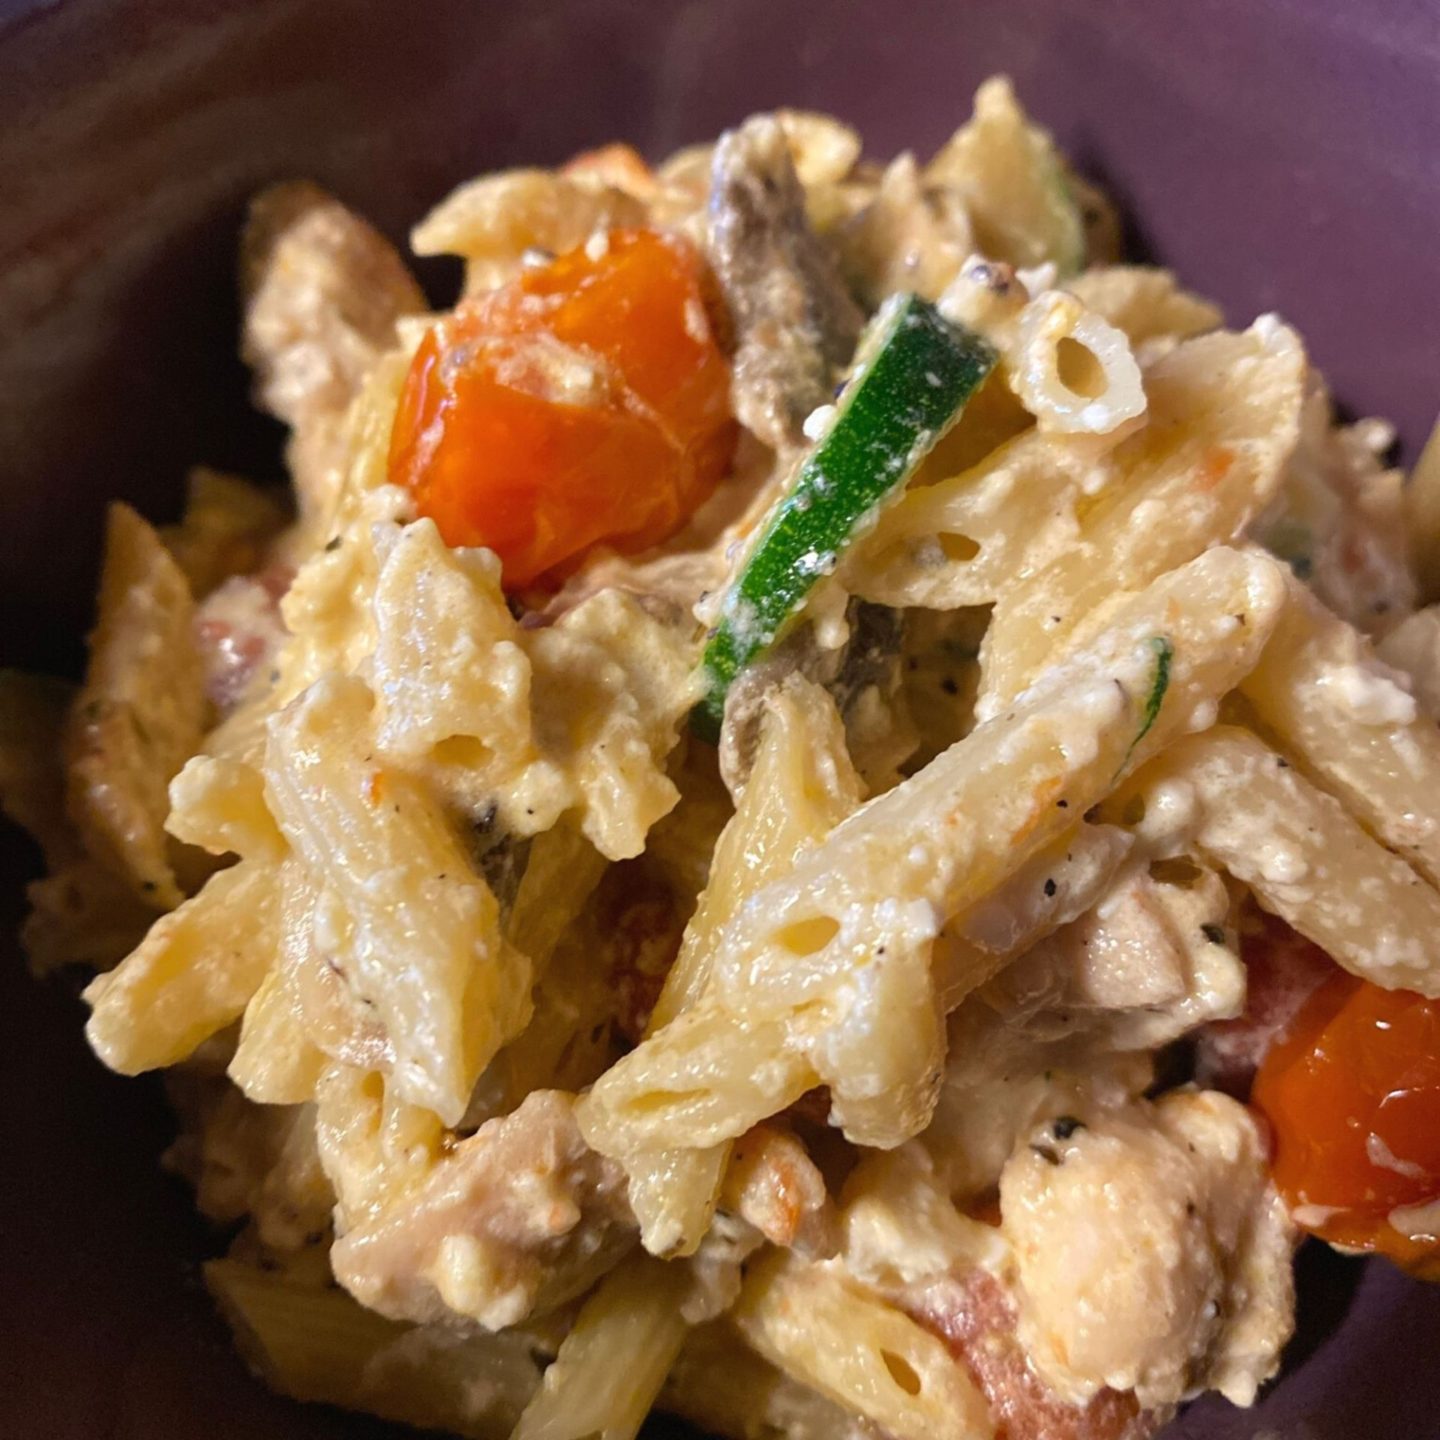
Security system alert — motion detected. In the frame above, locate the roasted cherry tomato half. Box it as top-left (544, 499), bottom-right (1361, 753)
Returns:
top-left (1252, 968), bottom-right (1440, 1277)
top-left (388, 228), bottom-right (736, 589)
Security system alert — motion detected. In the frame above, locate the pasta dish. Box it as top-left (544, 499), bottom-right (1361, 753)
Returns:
top-left (8, 77), bottom-right (1440, 1440)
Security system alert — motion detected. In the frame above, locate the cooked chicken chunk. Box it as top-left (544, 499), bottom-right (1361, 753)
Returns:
top-left (242, 182), bottom-right (425, 515)
top-left (1000, 1089), bottom-right (1296, 1409)
top-left (983, 857), bottom-right (1245, 1051)
top-left (331, 1090), bottom-right (636, 1330)
top-left (920, 1000), bottom-right (1153, 1203)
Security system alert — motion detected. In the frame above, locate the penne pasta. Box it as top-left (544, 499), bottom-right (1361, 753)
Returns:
top-left (1240, 575), bottom-right (1440, 887)
top-left (1110, 726), bottom-right (1440, 995)
top-left (512, 1254), bottom-right (692, 1440)
top-left (613, 677), bottom-right (863, 1256)
top-left (264, 675), bottom-right (531, 1125)
top-left (83, 859), bottom-right (278, 1072)
top-left (65, 503), bottom-right (206, 908)
top-left (976, 319), bottom-right (1306, 715)
top-left (733, 1251), bottom-right (994, 1440)
top-left (25, 79), bottom-right (1440, 1440)
top-left (206, 1255), bottom-right (541, 1439)
top-left (582, 548), bottom-right (1286, 1156)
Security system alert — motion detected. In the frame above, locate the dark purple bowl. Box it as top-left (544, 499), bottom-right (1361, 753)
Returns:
top-left (2, 2), bottom-right (1438, 1437)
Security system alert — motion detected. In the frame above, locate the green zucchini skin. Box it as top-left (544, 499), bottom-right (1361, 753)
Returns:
top-left (695, 294), bottom-right (997, 742)
top-left (1119, 634), bottom-right (1174, 773)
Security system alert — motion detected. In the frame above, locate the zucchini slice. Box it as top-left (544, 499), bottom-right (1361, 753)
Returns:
top-left (696, 293), bottom-right (996, 740)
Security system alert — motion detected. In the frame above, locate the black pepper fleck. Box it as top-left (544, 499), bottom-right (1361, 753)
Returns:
top-left (1043, 878), bottom-right (1057, 898)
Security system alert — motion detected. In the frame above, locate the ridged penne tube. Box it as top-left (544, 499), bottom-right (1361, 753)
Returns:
top-left (584, 548), bottom-right (1286, 1155)
top-left (229, 860), bottom-right (328, 1104)
top-left (733, 1252), bottom-right (994, 1440)
top-left (371, 520), bottom-right (534, 770)
top-left (506, 820), bottom-right (608, 967)
top-left (846, 425), bottom-right (1121, 611)
top-left (1114, 726), bottom-right (1440, 996)
top-left (228, 964), bottom-right (327, 1105)
top-left (613, 677), bottom-right (862, 1254)
top-left (815, 932), bottom-right (947, 1148)
top-left (205, 1258), bottom-right (541, 1439)
top-left (1010, 289), bottom-right (1145, 435)
top-left (653, 677), bottom-right (864, 1028)
top-left (167, 754), bottom-right (285, 862)
top-left (709, 549), bottom-right (1285, 1009)
top-left (65, 503), bottom-right (205, 908)
top-left (314, 1063), bottom-right (445, 1229)
top-left (584, 1007), bottom-right (815, 1156)
top-left (264, 674), bottom-right (531, 1125)
top-left (1240, 577), bottom-right (1440, 887)
top-left (83, 859), bottom-right (278, 1072)
top-left (662, 1319), bottom-right (876, 1440)
top-left (512, 1255), bottom-right (691, 1440)
top-left (410, 168), bottom-right (647, 291)
top-left (926, 74), bottom-right (1083, 275)
top-left (622, 1147), bottom-right (733, 1262)
top-left (977, 319), bottom-right (1306, 716)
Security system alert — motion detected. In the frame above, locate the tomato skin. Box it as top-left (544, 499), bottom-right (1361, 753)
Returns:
top-left (1252, 969), bottom-right (1440, 1276)
top-left (388, 228), bottom-right (735, 588)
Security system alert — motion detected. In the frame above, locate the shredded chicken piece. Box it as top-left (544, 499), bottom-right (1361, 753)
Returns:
top-left (984, 857), bottom-right (1245, 1051)
top-left (241, 182), bottom-right (425, 516)
top-left (707, 115), bottom-right (863, 452)
top-left (1000, 1089), bottom-right (1296, 1409)
top-left (921, 1000), bottom-right (1153, 1202)
top-left (331, 1090), bottom-right (636, 1330)
top-left (682, 1211), bottom-right (767, 1325)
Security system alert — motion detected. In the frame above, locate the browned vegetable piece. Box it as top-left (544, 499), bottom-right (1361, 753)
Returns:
top-left (707, 115), bottom-right (863, 451)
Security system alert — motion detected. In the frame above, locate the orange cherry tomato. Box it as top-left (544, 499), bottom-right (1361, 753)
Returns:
top-left (388, 228), bottom-right (736, 589)
top-left (1252, 968), bottom-right (1440, 1276)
